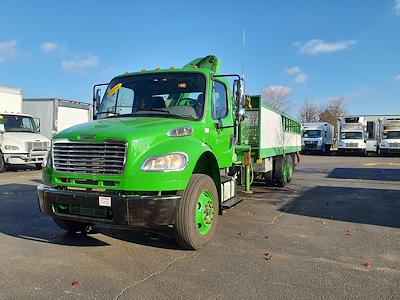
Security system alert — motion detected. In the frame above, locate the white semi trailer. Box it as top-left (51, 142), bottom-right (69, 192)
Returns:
top-left (337, 116), bottom-right (367, 155)
top-left (22, 98), bottom-right (92, 139)
top-left (0, 86), bottom-right (50, 172)
top-left (378, 118), bottom-right (400, 155)
top-left (301, 122), bottom-right (334, 154)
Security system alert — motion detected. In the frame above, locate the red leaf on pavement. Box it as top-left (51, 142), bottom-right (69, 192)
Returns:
top-left (71, 280), bottom-right (80, 286)
top-left (264, 252), bottom-right (272, 261)
top-left (238, 232), bottom-right (244, 236)
top-left (264, 235), bottom-right (269, 239)
top-left (363, 261), bottom-right (372, 268)
top-left (346, 229), bottom-right (352, 236)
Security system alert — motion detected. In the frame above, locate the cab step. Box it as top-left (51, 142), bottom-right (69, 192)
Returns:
top-left (222, 196), bottom-right (243, 209)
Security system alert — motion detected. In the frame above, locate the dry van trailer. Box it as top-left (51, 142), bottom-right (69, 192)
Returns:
top-left (22, 98), bottom-right (92, 139)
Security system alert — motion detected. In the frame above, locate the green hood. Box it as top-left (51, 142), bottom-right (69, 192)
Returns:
top-left (54, 117), bottom-right (200, 142)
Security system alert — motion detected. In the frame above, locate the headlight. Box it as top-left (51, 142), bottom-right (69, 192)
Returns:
top-left (141, 153), bottom-right (188, 172)
top-left (4, 145), bottom-right (19, 150)
top-left (380, 142), bottom-right (388, 148)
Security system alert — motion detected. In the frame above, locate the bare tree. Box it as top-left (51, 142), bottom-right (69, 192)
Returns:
top-left (319, 96), bottom-right (346, 125)
top-left (261, 85), bottom-right (291, 113)
top-left (299, 99), bottom-right (320, 123)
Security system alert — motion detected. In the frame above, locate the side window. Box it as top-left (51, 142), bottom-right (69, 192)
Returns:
top-left (212, 81), bottom-right (228, 120)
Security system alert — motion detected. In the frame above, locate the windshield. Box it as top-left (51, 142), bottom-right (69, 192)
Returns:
top-left (98, 72), bottom-right (206, 120)
top-left (303, 129), bottom-right (321, 138)
top-left (383, 131), bottom-right (400, 139)
top-left (341, 131), bottom-right (363, 139)
top-left (0, 114), bottom-right (37, 133)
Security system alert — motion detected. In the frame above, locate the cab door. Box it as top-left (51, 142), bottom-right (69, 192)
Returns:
top-left (205, 80), bottom-right (234, 168)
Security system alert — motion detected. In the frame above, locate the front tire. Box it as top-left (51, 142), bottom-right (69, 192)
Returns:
top-left (35, 163), bottom-right (42, 170)
top-left (174, 174), bottom-right (219, 250)
top-left (0, 153), bottom-right (6, 173)
top-left (53, 217), bottom-right (93, 233)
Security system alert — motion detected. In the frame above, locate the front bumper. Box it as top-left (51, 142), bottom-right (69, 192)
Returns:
top-left (37, 185), bottom-right (180, 227)
top-left (4, 152), bottom-right (46, 165)
top-left (380, 148), bottom-right (400, 154)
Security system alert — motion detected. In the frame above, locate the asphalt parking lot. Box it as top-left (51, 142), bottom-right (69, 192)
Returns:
top-left (0, 155), bottom-right (399, 299)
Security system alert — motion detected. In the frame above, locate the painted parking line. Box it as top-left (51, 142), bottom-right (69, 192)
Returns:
top-left (363, 162), bottom-right (400, 167)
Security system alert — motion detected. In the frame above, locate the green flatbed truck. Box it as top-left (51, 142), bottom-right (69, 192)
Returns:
top-left (37, 55), bottom-right (301, 249)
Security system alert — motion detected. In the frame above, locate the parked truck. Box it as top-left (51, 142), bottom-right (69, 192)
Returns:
top-left (37, 55), bottom-right (301, 249)
top-left (22, 98), bottom-right (92, 139)
top-left (301, 122), bottom-right (334, 154)
top-left (0, 86), bottom-right (50, 172)
top-left (378, 118), bottom-right (400, 155)
top-left (337, 116), bottom-right (368, 155)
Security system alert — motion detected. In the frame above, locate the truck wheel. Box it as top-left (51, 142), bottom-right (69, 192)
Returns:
top-left (0, 153), bottom-right (6, 173)
top-left (286, 155), bottom-right (294, 183)
top-left (53, 217), bottom-right (93, 234)
top-left (274, 156), bottom-right (287, 187)
top-left (35, 163), bottom-right (42, 170)
top-left (174, 174), bottom-right (218, 250)
top-left (264, 171), bottom-right (274, 186)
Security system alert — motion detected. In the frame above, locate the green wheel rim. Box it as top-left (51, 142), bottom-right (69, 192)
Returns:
top-left (195, 190), bottom-right (215, 235)
top-left (283, 160), bottom-right (288, 183)
top-left (288, 160), bottom-right (293, 178)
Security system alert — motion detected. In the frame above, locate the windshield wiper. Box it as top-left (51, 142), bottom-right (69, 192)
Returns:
top-left (120, 109), bottom-right (197, 120)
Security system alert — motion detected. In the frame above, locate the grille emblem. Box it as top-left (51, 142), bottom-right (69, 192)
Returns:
top-left (79, 135), bottom-right (96, 140)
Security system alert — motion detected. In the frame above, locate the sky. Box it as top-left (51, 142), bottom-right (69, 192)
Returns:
top-left (0, 0), bottom-right (399, 117)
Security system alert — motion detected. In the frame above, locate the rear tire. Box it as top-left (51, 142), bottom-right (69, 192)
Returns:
top-left (174, 174), bottom-right (219, 250)
top-left (53, 217), bottom-right (93, 233)
top-left (0, 153), bottom-right (6, 173)
top-left (286, 155), bottom-right (294, 183)
top-left (274, 156), bottom-right (287, 187)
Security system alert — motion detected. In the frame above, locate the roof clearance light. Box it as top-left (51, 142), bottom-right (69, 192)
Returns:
top-left (155, 67), bottom-right (160, 71)
top-left (192, 66), bottom-right (199, 69)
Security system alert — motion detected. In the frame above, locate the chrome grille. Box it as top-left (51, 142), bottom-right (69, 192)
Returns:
top-left (53, 141), bottom-right (127, 175)
top-left (389, 142), bottom-right (400, 148)
top-left (346, 143), bottom-right (358, 148)
top-left (26, 141), bottom-right (49, 152)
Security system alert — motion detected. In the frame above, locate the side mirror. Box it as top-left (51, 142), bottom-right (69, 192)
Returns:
top-left (233, 79), bottom-right (245, 121)
top-left (34, 118), bottom-right (40, 132)
top-left (0, 124), bottom-right (4, 133)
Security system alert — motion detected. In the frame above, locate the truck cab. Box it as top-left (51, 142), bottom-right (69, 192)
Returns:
top-left (301, 122), bottom-right (333, 154)
top-left (0, 112), bottom-right (49, 172)
top-left (379, 118), bottom-right (400, 154)
top-left (337, 117), bottom-right (367, 154)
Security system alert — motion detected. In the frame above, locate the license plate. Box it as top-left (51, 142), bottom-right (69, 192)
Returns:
top-left (99, 196), bottom-right (111, 207)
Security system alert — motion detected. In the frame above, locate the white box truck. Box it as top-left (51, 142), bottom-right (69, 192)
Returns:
top-left (0, 86), bottom-right (50, 172)
top-left (22, 98), bottom-right (92, 139)
top-left (301, 122), bottom-right (334, 154)
top-left (378, 118), bottom-right (400, 155)
top-left (337, 116), bottom-right (367, 155)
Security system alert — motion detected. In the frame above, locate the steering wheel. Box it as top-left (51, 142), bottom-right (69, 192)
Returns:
top-left (176, 97), bottom-right (196, 106)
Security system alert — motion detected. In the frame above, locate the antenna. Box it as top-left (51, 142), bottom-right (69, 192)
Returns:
top-left (241, 25), bottom-right (246, 79)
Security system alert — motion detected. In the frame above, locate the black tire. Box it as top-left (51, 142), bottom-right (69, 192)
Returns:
top-left (264, 170), bottom-right (274, 186)
top-left (286, 155), bottom-right (294, 183)
top-left (53, 217), bottom-right (93, 233)
top-left (174, 174), bottom-right (219, 250)
top-left (0, 153), bottom-right (6, 173)
top-left (35, 163), bottom-right (42, 170)
top-left (274, 156), bottom-right (286, 187)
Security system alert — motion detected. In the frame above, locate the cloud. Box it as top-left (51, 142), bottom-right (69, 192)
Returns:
top-left (294, 73), bottom-right (308, 84)
top-left (298, 39), bottom-right (357, 55)
top-left (284, 66), bottom-right (308, 84)
top-left (0, 39), bottom-right (17, 63)
top-left (283, 66), bottom-right (301, 75)
top-left (40, 42), bottom-right (58, 53)
top-left (395, 0), bottom-right (400, 15)
top-left (61, 56), bottom-right (99, 74)
top-left (394, 74), bottom-right (400, 81)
